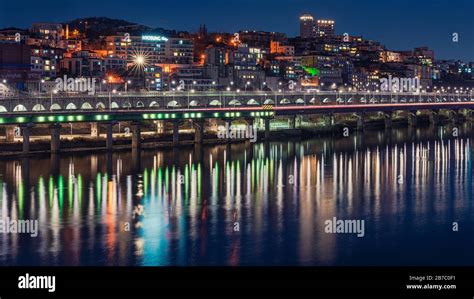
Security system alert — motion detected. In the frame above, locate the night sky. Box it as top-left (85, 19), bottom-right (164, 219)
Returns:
top-left (1, 0), bottom-right (473, 61)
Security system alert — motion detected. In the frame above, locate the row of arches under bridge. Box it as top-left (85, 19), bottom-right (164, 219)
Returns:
top-left (1, 96), bottom-right (472, 113)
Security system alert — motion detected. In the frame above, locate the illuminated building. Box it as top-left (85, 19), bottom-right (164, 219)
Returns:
top-left (165, 38), bottom-right (194, 64)
top-left (238, 30), bottom-right (287, 49)
top-left (106, 35), bottom-right (193, 65)
top-left (30, 46), bottom-right (63, 79)
top-left (319, 68), bottom-right (343, 87)
top-left (144, 65), bottom-right (163, 90)
top-left (30, 23), bottom-right (65, 47)
top-left (413, 47), bottom-right (435, 66)
top-left (60, 50), bottom-right (105, 77)
top-left (270, 41), bottom-right (295, 56)
top-left (228, 44), bottom-right (266, 88)
top-left (299, 14), bottom-right (315, 38)
top-left (104, 55), bottom-right (127, 72)
top-left (380, 51), bottom-right (403, 63)
top-left (316, 20), bottom-right (335, 37)
top-left (204, 46), bottom-right (228, 79)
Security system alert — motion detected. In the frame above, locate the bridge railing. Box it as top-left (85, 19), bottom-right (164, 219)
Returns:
top-left (1, 90), bottom-right (473, 100)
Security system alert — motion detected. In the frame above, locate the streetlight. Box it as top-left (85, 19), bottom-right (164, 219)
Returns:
top-left (133, 55), bottom-right (146, 89)
top-left (125, 80), bottom-right (131, 92)
top-left (109, 89), bottom-right (117, 110)
top-left (39, 79), bottom-right (45, 93)
top-left (187, 89), bottom-right (195, 108)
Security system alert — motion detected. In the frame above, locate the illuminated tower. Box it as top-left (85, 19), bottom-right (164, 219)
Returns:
top-left (299, 14), bottom-right (314, 38)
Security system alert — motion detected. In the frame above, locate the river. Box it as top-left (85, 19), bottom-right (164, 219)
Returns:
top-left (0, 125), bottom-right (473, 266)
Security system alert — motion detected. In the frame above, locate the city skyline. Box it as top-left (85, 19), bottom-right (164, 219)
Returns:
top-left (1, 0), bottom-right (473, 61)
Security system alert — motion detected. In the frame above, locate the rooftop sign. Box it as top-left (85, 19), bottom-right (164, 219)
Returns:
top-left (142, 35), bottom-right (168, 42)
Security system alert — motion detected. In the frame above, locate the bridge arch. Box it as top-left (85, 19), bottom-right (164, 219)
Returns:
top-left (209, 100), bottom-right (222, 106)
top-left (322, 98), bottom-right (331, 103)
top-left (263, 99), bottom-right (274, 105)
top-left (50, 104), bottom-right (61, 110)
top-left (295, 98), bottom-right (305, 104)
top-left (123, 102), bottom-right (132, 109)
top-left (32, 104), bottom-right (46, 111)
top-left (66, 103), bottom-right (77, 110)
top-left (81, 102), bottom-right (93, 110)
top-left (111, 102), bottom-right (120, 109)
top-left (247, 99), bottom-right (259, 105)
top-left (228, 99), bottom-right (242, 106)
top-left (167, 100), bottom-right (180, 108)
top-left (96, 102), bottom-right (106, 109)
top-left (189, 100), bottom-right (200, 107)
top-left (136, 101), bottom-right (144, 108)
top-left (0, 105), bottom-right (7, 112)
top-left (309, 97), bottom-right (316, 104)
top-left (280, 98), bottom-right (290, 105)
top-left (13, 104), bottom-right (27, 112)
top-left (149, 101), bottom-right (159, 108)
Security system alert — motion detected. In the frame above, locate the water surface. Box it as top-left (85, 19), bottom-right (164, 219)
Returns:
top-left (0, 125), bottom-right (473, 266)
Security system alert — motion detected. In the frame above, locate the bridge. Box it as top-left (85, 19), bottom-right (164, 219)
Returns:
top-left (1, 91), bottom-right (473, 112)
top-left (0, 91), bottom-right (473, 155)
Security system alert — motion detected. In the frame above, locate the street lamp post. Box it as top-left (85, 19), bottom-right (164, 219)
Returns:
top-left (39, 79), bottom-right (45, 94)
top-left (125, 80), bottom-right (131, 92)
top-left (245, 81), bottom-right (250, 92)
top-left (109, 89), bottom-right (117, 111)
top-left (50, 90), bottom-right (57, 111)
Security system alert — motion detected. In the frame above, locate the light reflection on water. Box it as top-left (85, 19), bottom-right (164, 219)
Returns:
top-left (0, 126), bottom-right (473, 266)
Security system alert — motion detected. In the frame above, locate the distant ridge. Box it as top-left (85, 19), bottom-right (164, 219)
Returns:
top-left (65, 17), bottom-right (188, 39)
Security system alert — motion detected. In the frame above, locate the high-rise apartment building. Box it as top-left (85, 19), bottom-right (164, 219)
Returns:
top-left (299, 14), bottom-right (314, 38)
top-left (316, 20), bottom-right (335, 36)
top-left (299, 14), bottom-right (335, 38)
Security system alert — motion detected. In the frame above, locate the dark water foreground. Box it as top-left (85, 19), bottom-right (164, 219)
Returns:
top-left (0, 125), bottom-right (473, 266)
